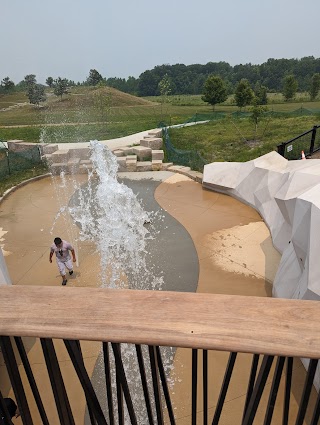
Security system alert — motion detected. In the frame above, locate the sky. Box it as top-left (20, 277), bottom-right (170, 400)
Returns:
top-left (2, 0), bottom-right (320, 84)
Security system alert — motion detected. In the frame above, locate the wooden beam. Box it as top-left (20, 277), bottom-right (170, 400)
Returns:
top-left (0, 286), bottom-right (319, 358)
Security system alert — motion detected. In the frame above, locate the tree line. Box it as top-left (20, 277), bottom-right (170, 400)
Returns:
top-left (2, 57), bottom-right (320, 104)
top-left (106, 56), bottom-right (320, 97)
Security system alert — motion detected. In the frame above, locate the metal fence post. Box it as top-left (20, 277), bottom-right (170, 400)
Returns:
top-left (310, 126), bottom-right (317, 155)
top-left (6, 150), bottom-right (11, 175)
top-left (277, 143), bottom-right (286, 157)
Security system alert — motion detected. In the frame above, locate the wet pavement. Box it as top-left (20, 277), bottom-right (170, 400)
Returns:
top-left (1, 170), bottom-right (305, 424)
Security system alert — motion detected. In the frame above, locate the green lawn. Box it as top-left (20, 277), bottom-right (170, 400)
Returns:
top-left (167, 115), bottom-right (320, 163)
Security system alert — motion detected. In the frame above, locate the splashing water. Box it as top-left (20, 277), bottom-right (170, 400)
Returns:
top-left (69, 140), bottom-right (162, 290)
top-left (48, 140), bottom-right (175, 423)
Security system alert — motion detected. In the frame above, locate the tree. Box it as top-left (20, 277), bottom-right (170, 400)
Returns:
top-left (126, 76), bottom-right (138, 94)
top-left (23, 74), bottom-right (46, 106)
top-left (234, 79), bottom-right (254, 110)
top-left (158, 74), bottom-right (173, 121)
top-left (1, 77), bottom-right (15, 92)
top-left (309, 73), bottom-right (320, 100)
top-left (53, 77), bottom-right (69, 100)
top-left (201, 75), bottom-right (228, 110)
top-left (137, 70), bottom-right (159, 96)
top-left (158, 74), bottom-right (173, 99)
top-left (86, 69), bottom-right (103, 86)
top-left (46, 77), bottom-right (54, 88)
top-left (24, 74), bottom-right (37, 88)
top-left (282, 75), bottom-right (298, 101)
top-left (254, 82), bottom-right (268, 105)
top-left (93, 81), bottom-right (112, 122)
top-left (26, 84), bottom-right (46, 106)
top-left (248, 98), bottom-right (268, 140)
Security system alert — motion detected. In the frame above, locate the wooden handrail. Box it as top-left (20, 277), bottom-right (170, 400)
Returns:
top-left (0, 285), bottom-right (319, 358)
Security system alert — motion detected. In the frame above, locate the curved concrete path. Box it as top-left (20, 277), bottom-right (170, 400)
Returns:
top-left (1, 171), bottom-right (312, 424)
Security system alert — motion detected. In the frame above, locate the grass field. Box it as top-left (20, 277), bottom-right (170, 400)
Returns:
top-left (1, 87), bottom-right (320, 157)
top-left (168, 115), bottom-right (320, 163)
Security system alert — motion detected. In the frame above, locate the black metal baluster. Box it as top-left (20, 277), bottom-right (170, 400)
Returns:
top-left (310, 385), bottom-right (320, 425)
top-left (242, 354), bottom-right (259, 423)
top-left (103, 342), bottom-right (115, 425)
top-left (192, 349), bottom-right (198, 425)
top-left (148, 345), bottom-right (164, 425)
top-left (14, 337), bottom-right (49, 425)
top-left (64, 340), bottom-right (107, 425)
top-left (242, 355), bottom-right (274, 425)
top-left (295, 359), bottom-right (318, 425)
top-left (212, 352), bottom-right (237, 425)
top-left (111, 344), bottom-right (124, 425)
top-left (282, 357), bottom-right (293, 425)
top-left (40, 338), bottom-right (75, 425)
top-left (76, 340), bottom-right (96, 425)
top-left (310, 125), bottom-right (317, 154)
top-left (264, 356), bottom-right (285, 425)
top-left (115, 358), bottom-right (124, 425)
top-left (203, 349), bottom-right (208, 425)
top-left (135, 344), bottom-right (154, 425)
top-left (74, 340), bottom-right (96, 425)
top-left (0, 336), bottom-right (33, 425)
top-left (156, 346), bottom-right (175, 424)
top-left (0, 390), bottom-right (14, 425)
top-left (111, 343), bottom-right (138, 425)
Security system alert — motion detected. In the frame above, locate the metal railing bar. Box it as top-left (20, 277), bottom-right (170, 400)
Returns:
top-left (0, 390), bottom-right (14, 425)
top-left (310, 387), bottom-right (320, 425)
top-left (295, 358), bottom-right (318, 425)
top-left (40, 338), bottom-right (75, 425)
top-left (103, 342), bottom-right (115, 425)
top-left (0, 336), bottom-right (33, 425)
top-left (242, 355), bottom-right (274, 425)
top-left (135, 344), bottom-right (154, 425)
top-left (156, 346), bottom-right (175, 425)
top-left (64, 340), bottom-right (107, 425)
top-left (212, 351), bottom-right (238, 425)
top-left (74, 340), bottom-right (96, 425)
top-left (76, 340), bottom-right (96, 425)
top-left (148, 345), bottom-right (164, 425)
top-left (111, 343), bottom-right (138, 425)
top-left (14, 337), bottom-right (49, 425)
top-left (192, 349), bottom-right (198, 425)
top-left (282, 357), bottom-right (293, 425)
top-left (310, 126), bottom-right (317, 154)
top-left (263, 356), bottom-right (286, 425)
top-left (114, 344), bottom-right (124, 425)
top-left (203, 349), bottom-right (208, 425)
top-left (242, 354), bottom-right (259, 423)
top-left (116, 360), bottom-right (124, 425)
top-left (156, 345), bottom-right (175, 424)
top-left (278, 128), bottom-right (314, 148)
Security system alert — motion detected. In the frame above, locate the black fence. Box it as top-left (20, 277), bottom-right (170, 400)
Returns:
top-left (1, 335), bottom-right (319, 425)
top-left (277, 125), bottom-right (320, 160)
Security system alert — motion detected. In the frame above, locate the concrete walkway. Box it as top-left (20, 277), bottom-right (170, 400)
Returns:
top-left (55, 129), bottom-right (156, 151)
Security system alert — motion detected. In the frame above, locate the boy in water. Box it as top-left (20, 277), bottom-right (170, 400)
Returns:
top-left (49, 237), bottom-right (76, 286)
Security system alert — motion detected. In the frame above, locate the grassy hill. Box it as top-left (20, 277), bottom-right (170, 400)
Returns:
top-left (0, 86), bottom-right (163, 142)
top-left (45, 86), bottom-right (157, 110)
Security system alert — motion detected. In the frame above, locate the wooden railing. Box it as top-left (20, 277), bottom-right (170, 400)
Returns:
top-left (1, 285), bottom-right (320, 424)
